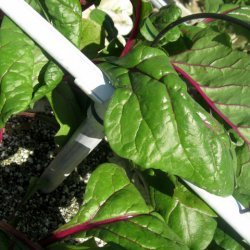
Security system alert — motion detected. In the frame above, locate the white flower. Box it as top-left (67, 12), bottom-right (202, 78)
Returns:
top-left (83, 0), bottom-right (133, 36)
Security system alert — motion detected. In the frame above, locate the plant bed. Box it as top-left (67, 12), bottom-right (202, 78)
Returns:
top-left (0, 0), bottom-right (250, 249)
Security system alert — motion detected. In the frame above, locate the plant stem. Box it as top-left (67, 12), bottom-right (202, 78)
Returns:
top-left (172, 63), bottom-right (249, 144)
top-left (0, 221), bottom-right (43, 250)
top-left (120, 0), bottom-right (142, 57)
top-left (39, 214), bottom-right (140, 247)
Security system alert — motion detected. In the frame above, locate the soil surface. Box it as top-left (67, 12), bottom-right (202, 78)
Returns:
top-left (0, 114), bottom-right (111, 241)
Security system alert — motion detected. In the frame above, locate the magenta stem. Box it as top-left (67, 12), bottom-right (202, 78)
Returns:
top-left (172, 63), bottom-right (249, 144)
top-left (0, 221), bottom-right (43, 250)
top-left (39, 214), bottom-right (139, 247)
top-left (120, 0), bottom-right (142, 57)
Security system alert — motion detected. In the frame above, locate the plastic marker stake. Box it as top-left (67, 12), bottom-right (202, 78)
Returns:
top-left (186, 181), bottom-right (250, 245)
top-left (0, 0), bottom-right (113, 103)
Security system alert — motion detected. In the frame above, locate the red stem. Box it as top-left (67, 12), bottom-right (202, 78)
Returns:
top-left (0, 221), bottom-right (43, 250)
top-left (120, 0), bottom-right (142, 57)
top-left (172, 63), bottom-right (249, 144)
top-left (39, 214), bottom-right (139, 247)
top-left (0, 128), bottom-right (5, 143)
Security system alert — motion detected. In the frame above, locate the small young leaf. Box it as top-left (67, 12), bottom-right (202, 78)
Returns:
top-left (140, 5), bottom-right (181, 45)
top-left (104, 45), bottom-right (235, 196)
top-left (47, 81), bottom-right (83, 147)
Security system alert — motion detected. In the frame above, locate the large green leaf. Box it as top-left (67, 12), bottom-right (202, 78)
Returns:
top-left (46, 238), bottom-right (125, 250)
top-left (0, 17), bottom-right (46, 127)
top-left (90, 213), bottom-right (188, 250)
top-left (164, 188), bottom-right (217, 249)
top-left (144, 171), bottom-right (217, 249)
top-left (32, 0), bottom-right (83, 104)
top-left (44, 0), bottom-right (82, 47)
top-left (171, 29), bottom-right (250, 143)
top-left (103, 45), bottom-right (235, 196)
top-left (56, 163), bottom-right (151, 232)
top-left (52, 164), bottom-right (186, 249)
top-left (0, 0), bottom-right (83, 127)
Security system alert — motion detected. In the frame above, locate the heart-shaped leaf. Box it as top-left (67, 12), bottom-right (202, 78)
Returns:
top-left (103, 45), bottom-right (235, 196)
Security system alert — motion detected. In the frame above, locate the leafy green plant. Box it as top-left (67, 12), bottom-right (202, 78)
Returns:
top-left (0, 0), bottom-right (250, 249)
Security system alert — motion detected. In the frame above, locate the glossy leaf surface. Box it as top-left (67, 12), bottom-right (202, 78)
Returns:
top-left (0, 18), bottom-right (46, 127)
top-left (140, 5), bottom-right (181, 45)
top-left (145, 172), bottom-right (217, 249)
top-left (51, 164), bottom-right (186, 249)
top-left (90, 213), bottom-right (188, 250)
top-left (164, 188), bottom-right (217, 249)
top-left (172, 29), bottom-right (250, 143)
top-left (104, 45), bottom-right (235, 195)
top-left (56, 163), bottom-right (150, 232)
top-left (32, 0), bottom-right (83, 103)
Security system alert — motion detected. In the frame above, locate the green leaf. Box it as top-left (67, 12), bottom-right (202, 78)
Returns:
top-left (44, 0), bottom-right (82, 47)
top-left (31, 62), bottom-right (64, 104)
top-left (90, 9), bottom-right (118, 42)
top-left (54, 164), bottom-right (187, 249)
top-left (0, 17), bottom-right (46, 127)
top-left (145, 172), bottom-right (217, 249)
top-left (213, 228), bottom-right (245, 250)
top-left (47, 81), bottom-right (83, 147)
top-left (90, 213), bottom-right (188, 250)
top-left (57, 163), bottom-right (151, 232)
top-left (140, 5), bottom-right (182, 45)
top-left (226, 5), bottom-right (250, 23)
top-left (171, 28), bottom-right (250, 143)
top-left (165, 188), bottom-right (217, 249)
top-left (207, 5), bottom-right (250, 51)
top-left (205, 0), bottom-right (224, 12)
top-left (80, 18), bottom-right (103, 58)
top-left (46, 239), bottom-right (125, 250)
top-left (235, 143), bottom-right (250, 195)
top-left (32, 0), bottom-right (83, 104)
top-left (104, 45), bottom-right (235, 196)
